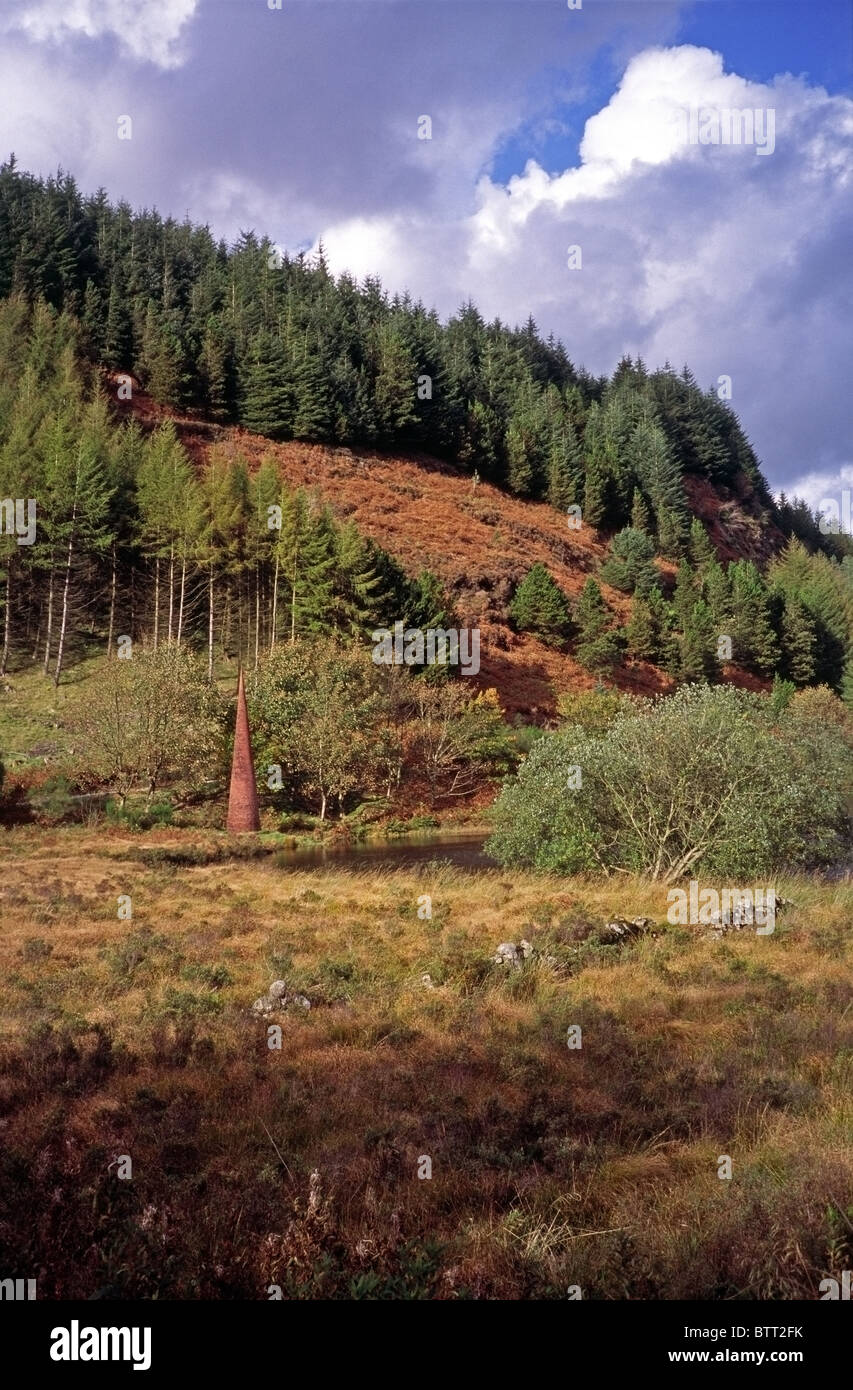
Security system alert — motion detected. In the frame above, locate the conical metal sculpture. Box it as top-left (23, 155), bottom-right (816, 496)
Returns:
top-left (227, 668), bottom-right (260, 832)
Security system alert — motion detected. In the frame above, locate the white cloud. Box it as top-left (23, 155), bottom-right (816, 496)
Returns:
top-left (316, 45), bottom-right (853, 494)
top-left (1, 0), bottom-right (200, 69)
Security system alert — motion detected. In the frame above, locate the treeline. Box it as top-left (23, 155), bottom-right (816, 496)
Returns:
top-left (511, 519), bottom-right (853, 695)
top-left (0, 297), bottom-right (454, 681)
top-left (1, 159), bottom-right (845, 552)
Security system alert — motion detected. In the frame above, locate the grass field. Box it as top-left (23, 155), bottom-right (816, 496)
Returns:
top-left (0, 826), bottom-right (851, 1299)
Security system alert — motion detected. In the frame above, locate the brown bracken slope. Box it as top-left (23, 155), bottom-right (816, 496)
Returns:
top-left (121, 389), bottom-right (784, 721)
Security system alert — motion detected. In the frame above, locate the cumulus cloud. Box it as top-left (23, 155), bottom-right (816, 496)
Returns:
top-left (316, 45), bottom-right (853, 496)
top-left (1, 0), bottom-right (200, 69)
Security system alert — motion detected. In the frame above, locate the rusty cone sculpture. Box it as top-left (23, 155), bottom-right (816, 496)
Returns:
top-left (226, 668), bottom-right (260, 832)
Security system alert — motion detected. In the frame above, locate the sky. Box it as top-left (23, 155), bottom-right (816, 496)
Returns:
top-left (0, 0), bottom-right (850, 509)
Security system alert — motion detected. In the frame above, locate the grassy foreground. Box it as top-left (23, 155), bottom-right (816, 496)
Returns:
top-left (0, 826), bottom-right (851, 1300)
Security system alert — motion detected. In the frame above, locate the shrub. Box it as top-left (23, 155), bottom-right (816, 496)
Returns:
top-left (487, 683), bottom-right (853, 880)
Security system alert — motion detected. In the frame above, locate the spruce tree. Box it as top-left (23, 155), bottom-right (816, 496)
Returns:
top-left (672, 559), bottom-right (699, 632)
top-left (599, 526), bottom-right (658, 596)
top-left (689, 517), bottom-right (715, 572)
top-left (729, 559), bottom-right (779, 675)
top-left (509, 563), bottom-right (571, 646)
top-left (780, 595), bottom-right (817, 686)
top-left (333, 519), bottom-right (385, 637)
top-left (630, 487), bottom-right (654, 535)
top-left (241, 331), bottom-right (293, 439)
top-left (574, 577), bottom-right (622, 672)
top-left (277, 487), bottom-right (335, 641)
top-left (680, 599), bottom-right (719, 683)
top-left (625, 595), bottom-right (658, 661)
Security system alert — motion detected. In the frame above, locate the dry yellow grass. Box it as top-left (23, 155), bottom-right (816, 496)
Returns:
top-left (0, 825), bottom-right (851, 1299)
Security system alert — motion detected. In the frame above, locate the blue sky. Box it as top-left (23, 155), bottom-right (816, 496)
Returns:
top-left (0, 0), bottom-right (850, 507)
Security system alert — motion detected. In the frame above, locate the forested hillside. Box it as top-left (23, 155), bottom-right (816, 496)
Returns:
top-left (2, 160), bottom-right (853, 759)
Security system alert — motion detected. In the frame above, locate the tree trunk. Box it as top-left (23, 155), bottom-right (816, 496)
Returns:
top-left (177, 552), bottom-right (187, 647)
top-left (53, 505), bottom-right (77, 688)
top-left (107, 541), bottom-right (117, 656)
top-left (167, 544), bottom-right (175, 646)
top-left (269, 553), bottom-right (279, 653)
top-left (153, 555), bottom-right (160, 650)
top-left (43, 551), bottom-right (55, 675)
top-left (254, 564), bottom-right (260, 670)
top-left (207, 565), bottom-right (215, 680)
top-left (0, 559), bottom-right (11, 676)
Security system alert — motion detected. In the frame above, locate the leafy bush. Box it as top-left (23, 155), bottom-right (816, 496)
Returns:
top-left (487, 683), bottom-right (853, 880)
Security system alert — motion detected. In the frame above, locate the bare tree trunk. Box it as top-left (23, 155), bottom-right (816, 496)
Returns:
top-left (43, 551), bottom-right (55, 675)
top-left (0, 560), bottom-right (11, 676)
top-left (167, 544), bottom-right (175, 646)
top-left (254, 564), bottom-right (260, 670)
top-left (153, 555), bottom-right (160, 650)
top-left (53, 505), bottom-right (77, 688)
top-left (269, 553), bottom-right (279, 654)
top-left (107, 541), bottom-right (117, 656)
top-left (177, 552), bottom-right (187, 647)
top-left (207, 565), bottom-right (214, 680)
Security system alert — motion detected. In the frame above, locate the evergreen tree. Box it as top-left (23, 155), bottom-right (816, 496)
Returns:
top-left (509, 563), bottom-right (571, 646)
top-left (241, 331), bottom-right (293, 439)
top-left (574, 578), bottom-right (622, 673)
top-left (333, 519), bottom-right (385, 637)
top-left (680, 599), bottom-right (719, 683)
top-left (599, 526), bottom-right (658, 596)
top-left (292, 350), bottom-right (333, 441)
top-left (672, 559), bottom-right (699, 632)
top-left (277, 487), bottom-right (335, 642)
top-left (630, 487), bottom-right (654, 535)
top-left (625, 595), bottom-right (658, 661)
top-left (779, 595), bottom-right (817, 686)
top-left (689, 517), bottom-right (715, 572)
top-left (729, 559), bottom-right (779, 675)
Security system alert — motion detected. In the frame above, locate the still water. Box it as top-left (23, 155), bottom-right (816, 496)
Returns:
top-left (274, 829), bottom-right (496, 872)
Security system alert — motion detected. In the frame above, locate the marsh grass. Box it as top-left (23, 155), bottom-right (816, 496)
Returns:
top-left (0, 825), bottom-right (850, 1299)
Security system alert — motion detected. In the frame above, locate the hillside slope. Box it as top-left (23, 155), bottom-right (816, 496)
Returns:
top-left (122, 389), bottom-right (782, 719)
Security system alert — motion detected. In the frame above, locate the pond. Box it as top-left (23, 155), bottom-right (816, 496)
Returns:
top-left (275, 829), bottom-right (497, 872)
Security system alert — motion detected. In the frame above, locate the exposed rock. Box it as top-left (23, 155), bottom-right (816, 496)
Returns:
top-left (251, 981), bottom-right (311, 1016)
top-left (494, 941), bottom-right (522, 968)
top-left (599, 916), bottom-right (657, 944)
top-left (704, 896), bottom-right (794, 939)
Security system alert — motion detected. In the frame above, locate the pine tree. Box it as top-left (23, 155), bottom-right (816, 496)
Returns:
top-left (277, 487), bottom-right (335, 642)
top-left (292, 350), bottom-right (333, 441)
top-left (599, 527), bottom-right (658, 596)
top-left (672, 559), bottom-right (699, 632)
top-left (241, 331), bottom-right (293, 439)
top-left (509, 563), bottom-right (571, 646)
top-left (680, 599), bottom-right (719, 683)
top-left (780, 595), bottom-right (817, 686)
top-left (631, 420), bottom-right (689, 557)
top-left (703, 559), bottom-right (731, 627)
top-left (689, 517), bottom-right (715, 572)
top-left (729, 559), bottom-right (779, 675)
top-left (574, 577), bottom-right (622, 672)
top-left (333, 519), bottom-right (385, 637)
top-left (625, 596), bottom-right (658, 661)
top-left (630, 487), bottom-right (654, 535)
